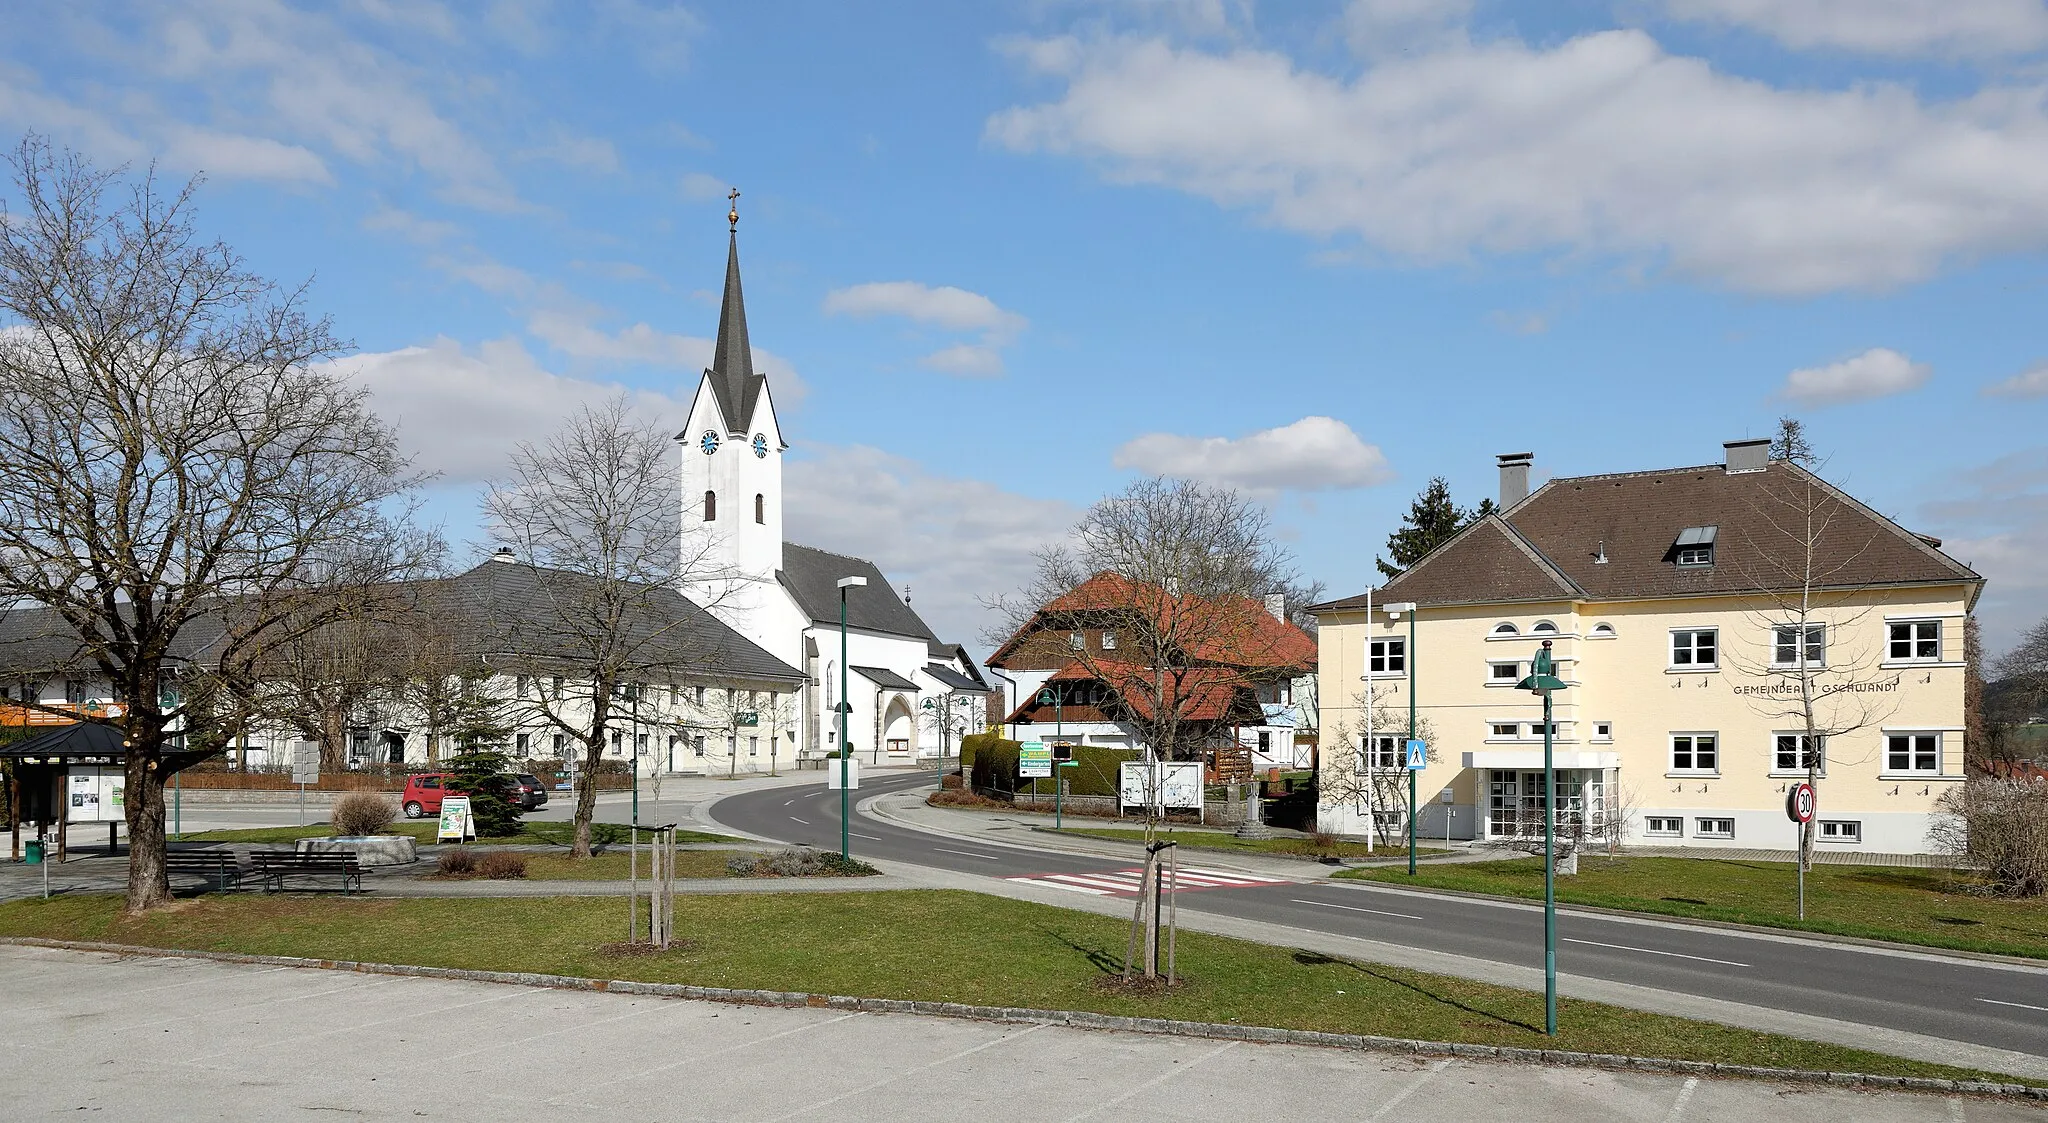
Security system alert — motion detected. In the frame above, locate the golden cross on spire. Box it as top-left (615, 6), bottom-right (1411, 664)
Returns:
top-left (727, 187), bottom-right (740, 232)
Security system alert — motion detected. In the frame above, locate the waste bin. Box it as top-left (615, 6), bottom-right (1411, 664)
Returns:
top-left (24, 839), bottom-right (44, 865)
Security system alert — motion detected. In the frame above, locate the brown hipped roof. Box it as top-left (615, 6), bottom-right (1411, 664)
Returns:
top-left (1313, 460), bottom-right (1980, 612)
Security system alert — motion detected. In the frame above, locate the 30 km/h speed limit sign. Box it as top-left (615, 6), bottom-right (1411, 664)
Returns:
top-left (1786, 782), bottom-right (1816, 824)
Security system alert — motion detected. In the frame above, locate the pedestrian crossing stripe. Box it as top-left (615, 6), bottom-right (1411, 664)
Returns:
top-left (1004, 866), bottom-right (1286, 897)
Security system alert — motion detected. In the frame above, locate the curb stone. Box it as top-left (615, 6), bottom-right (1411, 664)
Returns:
top-left (4, 935), bottom-right (2042, 1101)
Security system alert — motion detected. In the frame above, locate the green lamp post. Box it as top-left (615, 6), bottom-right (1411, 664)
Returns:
top-left (836, 575), bottom-right (867, 859)
top-left (1037, 687), bottom-right (1066, 828)
top-left (1516, 638), bottom-right (1570, 1036)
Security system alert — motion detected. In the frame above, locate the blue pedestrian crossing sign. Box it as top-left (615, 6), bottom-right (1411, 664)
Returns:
top-left (1404, 739), bottom-right (1427, 770)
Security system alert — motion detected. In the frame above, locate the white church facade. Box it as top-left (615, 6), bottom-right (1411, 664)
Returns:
top-left (675, 210), bottom-right (991, 768)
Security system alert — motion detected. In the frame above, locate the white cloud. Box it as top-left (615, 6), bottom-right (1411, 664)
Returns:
top-left (1113, 416), bottom-right (1393, 493)
top-left (1778, 347), bottom-right (1929, 405)
top-left (1985, 360), bottom-right (2048, 398)
top-left (523, 129), bottom-right (622, 174)
top-left (785, 445), bottom-right (1079, 649)
top-left (361, 207), bottom-right (461, 245)
top-left (1344, 0), bottom-right (1474, 56)
top-left (160, 126), bottom-right (331, 184)
top-left (680, 172), bottom-right (729, 200)
top-left (987, 29), bottom-right (2048, 294)
top-left (824, 282), bottom-right (1028, 337)
top-left (824, 281), bottom-right (1028, 376)
top-left (1664, 0), bottom-right (2048, 57)
top-left (327, 338), bottom-right (692, 484)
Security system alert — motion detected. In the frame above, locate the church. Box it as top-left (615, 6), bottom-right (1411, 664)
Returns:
top-left (676, 199), bottom-right (991, 768)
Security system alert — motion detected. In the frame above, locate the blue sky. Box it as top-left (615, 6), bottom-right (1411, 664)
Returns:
top-left (5, 0), bottom-right (2048, 656)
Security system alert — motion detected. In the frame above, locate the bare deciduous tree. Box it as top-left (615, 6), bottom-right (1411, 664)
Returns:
top-left (483, 398), bottom-right (733, 858)
top-left (0, 138), bottom-right (425, 911)
top-left (1730, 429), bottom-right (1899, 877)
top-left (1323, 694), bottom-right (1438, 849)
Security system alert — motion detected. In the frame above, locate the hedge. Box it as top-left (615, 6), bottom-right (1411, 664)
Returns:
top-left (962, 732), bottom-right (1020, 796)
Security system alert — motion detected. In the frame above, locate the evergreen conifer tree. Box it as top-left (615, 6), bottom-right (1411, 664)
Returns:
top-left (1378, 478), bottom-right (1494, 578)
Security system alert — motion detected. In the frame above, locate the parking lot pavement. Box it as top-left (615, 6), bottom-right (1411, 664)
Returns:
top-left (2, 945), bottom-right (2039, 1123)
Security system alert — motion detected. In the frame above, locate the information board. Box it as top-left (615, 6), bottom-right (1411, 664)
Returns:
top-left (66, 767), bottom-right (125, 824)
top-left (1118, 761), bottom-right (1202, 810)
top-left (437, 795), bottom-right (475, 842)
top-left (1019, 740), bottom-right (1051, 779)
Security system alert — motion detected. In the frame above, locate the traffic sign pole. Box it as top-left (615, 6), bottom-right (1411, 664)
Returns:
top-left (1787, 782), bottom-right (1815, 920)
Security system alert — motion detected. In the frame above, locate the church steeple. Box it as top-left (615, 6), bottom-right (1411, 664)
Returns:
top-left (708, 188), bottom-right (758, 434)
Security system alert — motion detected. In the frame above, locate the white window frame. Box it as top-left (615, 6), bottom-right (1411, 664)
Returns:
top-left (1490, 622), bottom-right (1519, 637)
top-left (1668, 732), bottom-right (1719, 776)
top-left (1669, 628), bottom-right (1718, 670)
top-left (1674, 544), bottom-right (1712, 567)
top-left (1487, 722), bottom-right (1521, 740)
top-left (1487, 660), bottom-right (1522, 685)
top-left (1588, 622), bottom-right (1617, 639)
top-left (1531, 620), bottom-right (1559, 635)
top-left (1695, 817), bottom-right (1735, 839)
top-left (1592, 721), bottom-right (1613, 742)
top-left (1772, 732), bottom-right (1826, 776)
top-left (1887, 619), bottom-right (1941, 663)
top-left (1101, 631), bottom-right (1117, 650)
top-left (1884, 731), bottom-right (1941, 776)
top-left (1818, 820), bottom-right (1861, 843)
top-left (1367, 637), bottom-right (1408, 677)
top-left (1360, 734), bottom-right (1400, 770)
top-left (1771, 623), bottom-right (1826, 668)
top-left (1068, 631), bottom-right (1085, 650)
top-left (1644, 816), bottom-right (1682, 837)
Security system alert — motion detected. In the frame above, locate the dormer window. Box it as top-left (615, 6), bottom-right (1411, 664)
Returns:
top-left (1671, 525), bottom-right (1717, 568)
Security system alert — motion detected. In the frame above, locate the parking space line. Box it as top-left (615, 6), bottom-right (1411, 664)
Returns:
top-left (1662, 1076), bottom-right (1699, 1123)
top-left (762, 1022), bottom-right (1052, 1122)
top-left (1060, 1040), bottom-right (1241, 1122)
top-left (614, 1012), bottom-right (863, 1084)
top-left (186, 982), bottom-right (540, 1063)
top-left (1370, 1058), bottom-right (1455, 1122)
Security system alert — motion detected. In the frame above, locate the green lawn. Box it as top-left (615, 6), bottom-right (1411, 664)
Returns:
top-left (1053, 827), bottom-right (1449, 861)
top-left (519, 851), bottom-right (747, 880)
top-left (1340, 856), bottom-right (2048, 959)
top-left (0, 891), bottom-right (2034, 1084)
top-left (178, 822), bottom-right (741, 848)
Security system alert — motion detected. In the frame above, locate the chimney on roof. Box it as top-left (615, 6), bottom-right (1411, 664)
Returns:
top-left (1497, 452), bottom-right (1534, 507)
top-left (1724, 438), bottom-right (1770, 474)
top-left (490, 547), bottom-right (516, 563)
top-left (1264, 592), bottom-right (1287, 622)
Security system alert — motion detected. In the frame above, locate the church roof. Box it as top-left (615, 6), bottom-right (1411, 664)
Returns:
top-left (706, 233), bottom-right (765, 434)
top-left (779, 543), bottom-right (944, 643)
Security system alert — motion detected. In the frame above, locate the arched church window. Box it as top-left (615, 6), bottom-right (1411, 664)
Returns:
top-left (703, 490), bottom-right (716, 521)
top-left (755, 493), bottom-right (764, 524)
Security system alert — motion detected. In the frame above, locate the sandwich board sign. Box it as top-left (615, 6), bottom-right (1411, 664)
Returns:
top-left (437, 795), bottom-right (476, 842)
top-left (1405, 739), bottom-right (1427, 771)
top-left (1018, 740), bottom-right (1051, 779)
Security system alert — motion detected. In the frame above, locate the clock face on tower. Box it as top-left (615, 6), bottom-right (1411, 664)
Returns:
top-left (752, 433), bottom-right (768, 458)
top-left (699, 430), bottom-right (720, 455)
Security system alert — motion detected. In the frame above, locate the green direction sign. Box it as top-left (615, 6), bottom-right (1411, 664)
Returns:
top-left (1019, 740), bottom-right (1051, 779)
top-left (736, 712), bottom-right (759, 727)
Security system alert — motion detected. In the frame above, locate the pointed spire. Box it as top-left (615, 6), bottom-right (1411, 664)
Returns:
top-left (708, 196), bottom-right (755, 433)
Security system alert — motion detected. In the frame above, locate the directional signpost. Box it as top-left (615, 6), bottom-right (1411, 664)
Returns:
top-left (1019, 740), bottom-right (1051, 779)
top-left (1788, 781), bottom-right (1816, 919)
top-left (290, 740), bottom-right (319, 826)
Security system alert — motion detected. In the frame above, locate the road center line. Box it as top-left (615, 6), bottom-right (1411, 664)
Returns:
top-left (786, 816), bottom-right (809, 825)
top-left (932, 846), bottom-right (1005, 861)
top-left (1561, 937), bottom-right (1749, 968)
top-left (1291, 898), bottom-right (1424, 921)
top-left (1977, 997), bottom-right (2048, 1013)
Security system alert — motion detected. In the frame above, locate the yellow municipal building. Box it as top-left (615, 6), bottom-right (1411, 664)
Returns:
top-left (1309, 439), bottom-right (1983, 854)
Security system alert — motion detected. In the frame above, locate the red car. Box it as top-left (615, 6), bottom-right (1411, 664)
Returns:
top-left (400, 772), bottom-right (547, 818)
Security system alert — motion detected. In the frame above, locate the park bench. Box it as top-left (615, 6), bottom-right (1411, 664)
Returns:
top-left (250, 850), bottom-right (363, 894)
top-left (162, 849), bottom-right (243, 891)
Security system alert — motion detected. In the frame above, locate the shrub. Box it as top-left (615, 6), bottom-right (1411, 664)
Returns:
top-left (1066, 745), bottom-right (1138, 797)
top-left (1934, 778), bottom-right (2048, 898)
top-left (330, 791), bottom-right (397, 838)
top-left (963, 733), bottom-right (1020, 796)
top-left (727, 847), bottom-right (879, 878)
top-left (476, 850), bottom-right (528, 879)
top-left (442, 750), bottom-right (523, 838)
top-left (437, 847), bottom-right (477, 876)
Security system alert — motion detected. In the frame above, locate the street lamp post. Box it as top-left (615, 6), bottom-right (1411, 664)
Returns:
top-left (1037, 687), bottom-right (1065, 826)
top-left (1517, 638), bottom-right (1569, 1036)
top-left (1382, 602), bottom-right (1419, 876)
top-left (836, 575), bottom-right (867, 859)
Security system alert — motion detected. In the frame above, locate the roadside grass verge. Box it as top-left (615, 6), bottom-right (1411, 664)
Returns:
top-left (515, 852), bottom-right (743, 880)
top-left (1339, 856), bottom-right (2048, 959)
top-left (178, 822), bottom-right (742, 848)
top-left (1051, 827), bottom-right (1449, 861)
top-left (0, 890), bottom-right (2035, 1085)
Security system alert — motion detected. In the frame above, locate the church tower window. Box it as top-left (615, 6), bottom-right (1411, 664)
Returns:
top-left (703, 490), bottom-right (717, 521)
top-left (755, 493), bottom-right (764, 524)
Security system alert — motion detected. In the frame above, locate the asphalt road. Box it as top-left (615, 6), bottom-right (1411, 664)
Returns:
top-left (711, 771), bottom-right (2048, 1060)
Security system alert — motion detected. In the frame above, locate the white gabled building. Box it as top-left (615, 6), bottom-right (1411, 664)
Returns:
top-left (675, 216), bottom-right (990, 766)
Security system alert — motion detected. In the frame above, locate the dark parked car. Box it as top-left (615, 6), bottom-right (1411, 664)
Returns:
top-left (511, 773), bottom-right (549, 811)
